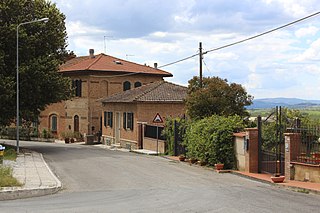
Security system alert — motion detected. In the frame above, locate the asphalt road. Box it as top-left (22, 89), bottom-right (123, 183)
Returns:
top-left (1, 141), bottom-right (320, 213)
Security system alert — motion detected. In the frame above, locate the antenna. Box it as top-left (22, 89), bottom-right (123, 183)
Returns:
top-left (103, 36), bottom-right (113, 53)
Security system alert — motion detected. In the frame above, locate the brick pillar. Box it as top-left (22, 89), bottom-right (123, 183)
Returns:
top-left (245, 128), bottom-right (259, 173)
top-left (284, 133), bottom-right (301, 180)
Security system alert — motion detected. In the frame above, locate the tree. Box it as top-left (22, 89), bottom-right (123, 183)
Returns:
top-left (185, 76), bottom-right (253, 120)
top-left (0, 0), bottom-right (73, 126)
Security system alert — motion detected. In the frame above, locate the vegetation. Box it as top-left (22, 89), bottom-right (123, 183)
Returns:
top-left (3, 145), bottom-right (17, 161)
top-left (185, 76), bottom-right (253, 120)
top-left (183, 115), bottom-right (244, 169)
top-left (162, 117), bottom-right (187, 155)
top-left (0, 166), bottom-right (22, 187)
top-left (0, 0), bottom-right (73, 126)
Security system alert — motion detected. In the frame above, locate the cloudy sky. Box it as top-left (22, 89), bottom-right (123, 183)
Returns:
top-left (51, 0), bottom-right (320, 100)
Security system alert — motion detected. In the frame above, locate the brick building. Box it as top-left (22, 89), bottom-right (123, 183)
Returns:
top-left (39, 49), bottom-right (172, 138)
top-left (100, 81), bottom-right (187, 151)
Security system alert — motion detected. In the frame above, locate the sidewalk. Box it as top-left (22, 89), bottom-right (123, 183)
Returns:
top-left (166, 156), bottom-right (320, 195)
top-left (0, 151), bottom-right (61, 201)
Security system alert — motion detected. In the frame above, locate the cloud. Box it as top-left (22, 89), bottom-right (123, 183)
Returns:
top-left (51, 0), bottom-right (320, 99)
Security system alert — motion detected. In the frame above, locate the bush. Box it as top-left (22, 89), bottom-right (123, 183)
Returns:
top-left (184, 115), bottom-right (244, 169)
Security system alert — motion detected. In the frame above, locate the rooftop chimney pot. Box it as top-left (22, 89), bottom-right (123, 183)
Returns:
top-left (154, 63), bottom-right (158, 69)
top-left (89, 49), bottom-right (95, 58)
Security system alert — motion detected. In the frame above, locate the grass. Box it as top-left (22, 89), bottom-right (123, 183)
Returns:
top-left (0, 166), bottom-right (22, 187)
top-left (0, 144), bottom-right (21, 187)
top-left (0, 144), bottom-right (17, 161)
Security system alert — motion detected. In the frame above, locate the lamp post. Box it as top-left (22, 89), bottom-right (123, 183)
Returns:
top-left (16, 18), bottom-right (49, 154)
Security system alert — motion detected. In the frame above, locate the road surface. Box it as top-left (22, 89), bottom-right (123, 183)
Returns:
top-left (0, 141), bottom-right (320, 212)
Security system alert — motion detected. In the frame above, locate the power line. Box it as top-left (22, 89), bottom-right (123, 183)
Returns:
top-left (158, 11), bottom-right (320, 68)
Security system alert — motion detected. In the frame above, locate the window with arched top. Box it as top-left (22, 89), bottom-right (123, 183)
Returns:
top-left (49, 114), bottom-right (58, 133)
top-left (123, 81), bottom-right (131, 91)
top-left (134, 81), bottom-right (142, 88)
top-left (74, 115), bottom-right (79, 132)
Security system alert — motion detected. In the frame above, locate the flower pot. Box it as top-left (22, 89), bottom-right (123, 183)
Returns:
top-left (178, 155), bottom-right (186, 161)
top-left (271, 176), bottom-right (285, 183)
top-left (64, 138), bottom-right (70, 144)
top-left (215, 163), bottom-right (224, 170)
top-left (189, 158), bottom-right (197, 164)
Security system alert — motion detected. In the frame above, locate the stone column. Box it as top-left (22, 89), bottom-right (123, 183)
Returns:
top-left (284, 133), bottom-right (301, 180)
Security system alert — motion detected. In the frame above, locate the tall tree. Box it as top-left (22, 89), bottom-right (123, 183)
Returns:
top-left (0, 0), bottom-right (73, 126)
top-left (185, 76), bottom-right (253, 120)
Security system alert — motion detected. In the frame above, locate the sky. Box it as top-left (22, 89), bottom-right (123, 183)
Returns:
top-left (51, 0), bottom-right (320, 100)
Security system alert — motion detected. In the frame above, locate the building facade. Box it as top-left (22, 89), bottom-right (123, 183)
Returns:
top-left (101, 81), bottom-right (187, 151)
top-left (39, 49), bottom-right (172, 138)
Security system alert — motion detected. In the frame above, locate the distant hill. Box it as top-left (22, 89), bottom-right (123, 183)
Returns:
top-left (247, 98), bottom-right (320, 109)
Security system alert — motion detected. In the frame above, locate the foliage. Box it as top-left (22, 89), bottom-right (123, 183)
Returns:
top-left (0, 126), bottom-right (38, 140)
top-left (41, 129), bottom-right (54, 139)
top-left (0, 0), bottom-right (73, 126)
top-left (3, 145), bottom-right (17, 161)
top-left (183, 115), bottom-right (244, 169)
top-left (0, 166), bottom-right (22, 187)
top-left (185, 76), bottom-right (253, 120)
top-left (162, 117), bottom-right (188, 155)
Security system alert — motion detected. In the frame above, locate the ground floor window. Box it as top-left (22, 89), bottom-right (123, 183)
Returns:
top-left (74, 115), bottom-right (79, 132)
top-left (104, 111), bottom-right (113, 127)
top-left (49, 114), bottom-right (57, 133)
top-left (123, 112), bottom-right (134, 130)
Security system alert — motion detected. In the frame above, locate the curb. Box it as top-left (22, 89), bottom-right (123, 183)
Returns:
top-left (0, 153), bottom-right (62, 201)
top-left (231, 171), bottom-right (320, 195)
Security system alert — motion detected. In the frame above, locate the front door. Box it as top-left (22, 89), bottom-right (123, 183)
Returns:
top-left (115, 112), bottom-right (121, 144)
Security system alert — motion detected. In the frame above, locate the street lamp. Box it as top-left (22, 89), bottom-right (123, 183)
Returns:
top-left (16, 18), bottom-right (49, 154)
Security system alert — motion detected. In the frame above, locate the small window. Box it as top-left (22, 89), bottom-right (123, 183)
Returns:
top-left (50, 114), bottom-right (57, 132)
top-left (123, 112), bottom-right (134, 130)
top-left (104, 111), bottom-right (113, 127)
top-left (74, 115), bottom-right (79, 132)
top-left (123, 81), bottom-right (131, 91)
top-left (134, 81), bottom-right (142, 88)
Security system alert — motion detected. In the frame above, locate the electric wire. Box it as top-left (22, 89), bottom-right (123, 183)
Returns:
top-left (158, 11), bottom-right (320, 69)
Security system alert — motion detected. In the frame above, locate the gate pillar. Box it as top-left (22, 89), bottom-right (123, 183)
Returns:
top-left (284, 133), bottom-right (301, 181)
top-left (245, 128), bottom-right (259, 173)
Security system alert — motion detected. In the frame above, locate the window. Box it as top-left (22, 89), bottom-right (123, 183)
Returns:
top-left (104, 111), bottom-right (113, 127)
top-left (72, 79), bottom-right (82, 97)
top-left (123, 112), bottom-right (134, 130)
top-left (134, 81), bottom-right (142, 88)
top-left (74, 115), bottom-right (79, 132)
top-left (123, 81), bottom-right (131, 91)
top-left (50, 114), bottom-right (57, 132)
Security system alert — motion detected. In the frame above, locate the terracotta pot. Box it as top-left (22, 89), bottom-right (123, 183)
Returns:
top-left (178, 156), bottom-right (186, 161)
top-left (64, 138), bottom-right (70, 144)
top-left (271, 176), bottom-right (285, 183)
top-left (215, 163), bottom-right (224, 170)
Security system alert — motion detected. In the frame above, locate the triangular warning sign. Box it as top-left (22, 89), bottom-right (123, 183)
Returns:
top-left (153, 113), bottom-right (163, 123)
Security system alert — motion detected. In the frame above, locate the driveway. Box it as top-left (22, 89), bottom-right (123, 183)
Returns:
top-left (0, 141), bottom-right (320, 212)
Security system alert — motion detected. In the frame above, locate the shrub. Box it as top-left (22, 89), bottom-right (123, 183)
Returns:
top-left (184, 115), bottom-right (244, 169)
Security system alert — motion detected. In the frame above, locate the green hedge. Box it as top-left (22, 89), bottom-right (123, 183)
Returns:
top-left (184, 115), bottom-right (244, 169)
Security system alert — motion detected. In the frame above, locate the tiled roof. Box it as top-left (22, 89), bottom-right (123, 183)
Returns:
top-left (101, 81), bottom-right (187, 103)
top-left (59, 53), bottom-right (172, 77)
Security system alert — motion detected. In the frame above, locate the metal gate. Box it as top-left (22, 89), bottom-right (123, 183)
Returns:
top-left (258, 106), bottom-right (285, 176)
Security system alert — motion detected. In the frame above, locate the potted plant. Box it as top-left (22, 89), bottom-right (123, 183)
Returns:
top-left (189, 157), bottom-right (197, 164)
top-left (178, 154), bottom-right (186, 161)
top-left (215, 163), bottom-right (224, 170)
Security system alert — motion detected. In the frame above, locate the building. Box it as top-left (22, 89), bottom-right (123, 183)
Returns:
top-left (39, 49), bottom-right (172, 138)
top-left (100, 80), bottom-right (187, 152)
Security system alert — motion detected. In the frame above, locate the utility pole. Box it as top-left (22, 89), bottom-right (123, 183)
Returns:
top-left (199, 42), bottom-right (203, 88)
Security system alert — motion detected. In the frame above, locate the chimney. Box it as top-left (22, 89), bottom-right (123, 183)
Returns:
top-left (89, 49), bottom-right (95, 58)
top-left (154, 62), bottom-right (158, 69)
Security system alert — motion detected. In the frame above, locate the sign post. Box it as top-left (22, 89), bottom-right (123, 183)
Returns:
top-left (153, 113), bottom-right (164, 155)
